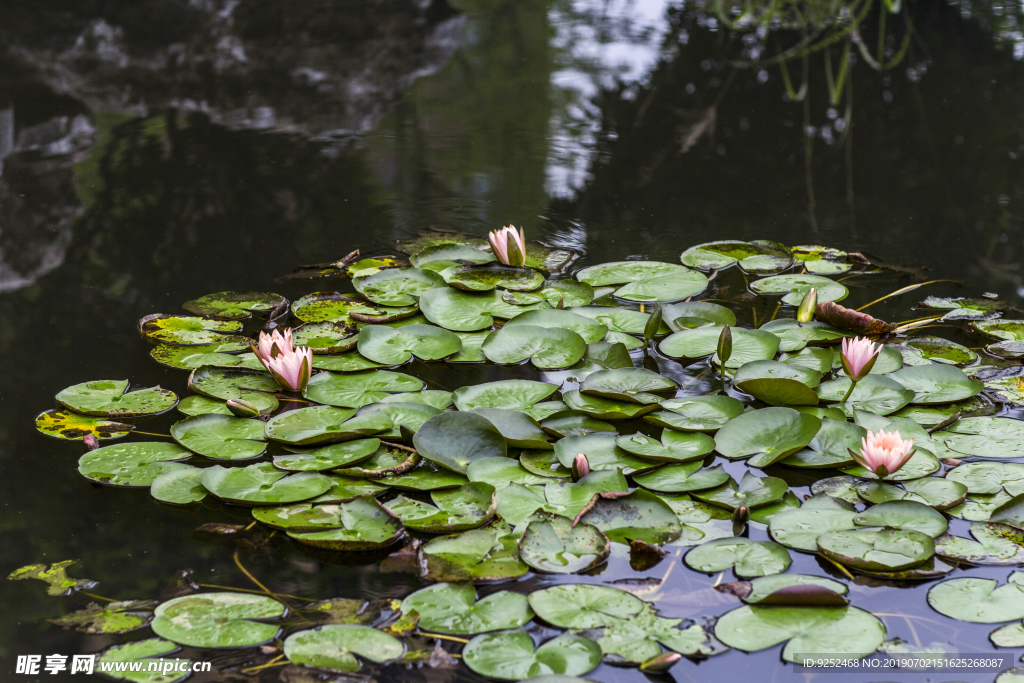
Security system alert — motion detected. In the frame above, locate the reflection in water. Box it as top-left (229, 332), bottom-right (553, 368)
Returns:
top-left (2, 1), bottom-right (1024, 680)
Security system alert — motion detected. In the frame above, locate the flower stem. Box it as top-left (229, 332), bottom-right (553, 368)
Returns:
top-left (840, 378), bottom-right (858, 404)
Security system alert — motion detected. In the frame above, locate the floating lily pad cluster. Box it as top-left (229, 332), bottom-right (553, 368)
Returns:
top-left (28, 234), bottom-right (1024, 679)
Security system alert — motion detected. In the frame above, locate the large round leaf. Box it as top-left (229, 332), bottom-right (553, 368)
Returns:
top-left (419, 527), bottom-right (528, 582)
top-left (385, 482), bottom-right (497, 532)
top-left (420, 288), bottom-right (548, 331)
top-left (273, 439), bottom-right (381, 471)
top-left (576, 261), bottom-right (708, 302)
top-left (714, 605), bottom-right (884, 663)
top-left (152, 593), bottom-right (284, 648)
top-left (553, 433), bottom-right (659, 474)
top-left (769, 508), bottom-right (859, 551)
top-left (352, 267), bottom-right (447, 306)
top-left (935, 523), bottom-right (1024, 565)
top-left (151, 466), bottom-right (207, 504)
top-left (900, 336), bottom-right (978, 366)
top-left (356, 324), bottom-right (462, 365)
top-left (817, 528), bottom-right (935, 572)
top-left (410, 243), bottom-right (496, 269)
top-left (57, 379), bottom-right (178, 418)
top-left (633, 462), bottom-right (730, 493)
top-left (576, 489), bottom-right (683, 544)
top-left (562, 390), bottom-right (658, 421)
top-left (569, 306), bottom-right (667, 335)
top-left (265, 406), bottom-right (391, 446)
top-left (188, 367), bottom-right (280, 410)
top-left (302, 370), bottom-right (424, 408)
top-left (781, 419), bottom-right (866, 469)
top-left (444, 264), bottom-right (545, 292)
top-left (758, 319), bottom-right (851, 353)
top-left (659, 326), bottom-right (780, 368)
top-left (468, 457), bottom-right (553, 488)
top-left (482, 325), bottom-right (587, 369)
top-left (401, 583), bottom-right (534, 635)
top-left (692, 471), bottom-right (789, 511)
top-left (292, 322), bottom-right (358, 355)
top-left (713, 407), bottom-right (821, 468)
top-left (78, 442), bottom-right (191, 487)
top-left (527, 584), bottom-right (646, 628)
top-left (503, 309), bottom-right (608, 343)
top-left (201, 463), bottom-right (332, 505)
top-left (946, 462), bottom-right (1024, 496)
top-left (464, 629), bottom-right (601, 681)
top-left (287, 497), bottom-right (406, 550)
top-left (170, 414), bottom-right (266, 460)
top-left (414, 412), bottom-right (507, 473)
top-left (150, 341), bottom-right (250, 370)
top-left (138, 314), bottom-right (245, 345)
top-left (684, 537), bottom-right (791, 577)
top-left (853, 499), bottom-right (948, 537)
top-left (615, 430), bottom-right (715, 463)
top-left (283, 624), bottom-right (404, 673)
top-left (815, 375), bottom-right (915, 415)
top-left (35, 409), bottom-right (134, 442)
top-left (734, 360), bottom-right (821, 406)
top-left (470, 409), bottom-right (551, 449)
top-left (661, 301), bottom-right (737, 330)
top-left (927, 572), bottom-right (1024, 623)
top-left (749, 274), bottom-right (849, 305)
top-left (645, 395), bottom-right (744, 431)
top-left (518, 517), bottom-right (610, 573)
top-left (453, 380), bottom-right (559, 413)
top-left (580, 368), bottom-right (677, 404)
top-left (291, 291), bottom-right (417, 324)
top-left (680, 240), bottom-right (793, 273)
top-left (182, 291), bottom-right (285, 319)
top-left (889, 365), bottom-right (984, 404)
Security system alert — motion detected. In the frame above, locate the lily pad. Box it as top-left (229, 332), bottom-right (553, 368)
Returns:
top-left (889, 365), bottom-right (984, 404)
top-left (633, 463), bottom-right (730, 493)
top-left (188, 366), bottom-right (279, 406)
top-left (414, 411), bottom-right (508, 473)
top-left (580, 368), bottom-right (677, 404)
top-left (401, 583), bottom-right (534, 635)
top-left (57, 379), bottom-right (177, 418)
top-left (335, 444), bottom-right (420, 478)
top-left (201, 462), bottom-right (333, 505)
top-left (464, 629), bottom-right (602, 681)
top-left (713, 407), bottom-right (821, 468)
top-left (973, 319), bottom-right (1024, 342)
top-left (520, 450), bottom-right (574, 479)
top-left (946, 462), bottom-right (1024, 496)
top-left (841, 447), bottom-right (940, 481)
top-left (78, 442), bottom-right (192, 487)
top-left (567, 306), bottom-right (667, 338)
top-left (35, 409), bottom-right (134, 441)
top-left (553, 433), bottom-right (658, 474)
top-left (409, 242), bottom-right (496, 268)
top-left (519, 516), bottom-right (610, 573)
top-left (385, 482), bottom-right (497, 532)
top-left (852, 500), bottom-right (948, 537)
top-left (138, 314), bottom-right (245, 345)
top-left (283, 624), bottom-right (404, 673)
top-left (818, 528), bottom-right (935, 572)
top-left (927, 571), bottom-right (1024, 623)
top-left (273, 439), bottom-right (382, 471)
top-left (816, 375), bottom-right (915, 416)
top-left (182, 291), bottom-right (286, 319)
top-left (576, 489), bottom-right (683, 544)
top-left (292, 291), bottom-right (416, 324)
top-left (353, 267), bottom-right (447, 306)
top-left (152, 592), bottom-right (285, 648)
top-left (749, 274), bottom-right (849, 305)
top-left (482, 325), bottom-right (588, 369)
top-left (714, 604), bottom-right (884, 663)
top-left (290, 322), bottom-right (358, 355)
top-left (302, 370), bottom-right (424, 408)
top-left (150, 341), bottom-right (250, 370)
top-left (265, 406), bottom-right (389, 446)
top-left (311, 477), bottom-right (389, 503)
top-left (170, 414), bottom-right (266, 460)
top-left (453, 380), bottom-right (559, 413)
top-left (7, 560), bottom-right (98, 596)
top-left (150, 467), bottom-right (207, 505)
top-left (49, 600), bottom-right (155, 635)
top-left (780, 346), bottom-right (836, 374)
top-left (659, 326), bottom-right (780, 368)
top-left (503, 309), bottom-right (609, 343)
top-left (419, 526), bottom-right (529, 582)
top-left (733, 360), bottom-right (821, 405)
top-left (660, 301), bottom-right (737, 331)
top-left (470, 409), bottom-right (551, 449)
top-left (681, 240), bottom-right (794, 273)
top-left (781, 420), bottom-right (866, 468)
top-left (936, 523), bottom-right (1024, 565)
top-left (95, 639), bottom-right (187, 683)
top-left (615, 430), bottom-right (715, 463)
top-left (692, 471), bottom-right (789, 511)
top-left (900, 336), bottom-right (978, 365)
top-left (371, 460), bottom-right (467, 490)
top-left (646, 395), bottom-right (745, 431)
top-left (758, 319), bottom-right (851, 353)
top-left (740, 573), bottom-right (849, 604)
top-left (313, 352), bottom-right (385, 373)
top-left (356, 324), bottom-right (462, 365)
top-left (420, 288), bottom-right (548, 332)
top-left (857, 477), bottom-right (967, 509)
top-left (444, 264), bottom-right (545, 292)
top-left (562, 390), bottom-right (658, 420)
top-left (357, 401), bottom-right (442, 437)
top-left (685, 537), bottom-right (792, 577)
top-left (769, 508), bottom-right (859, 551)
top-left (287, 497), bottom-right (406, 550)
top-left (575, 261), bottom-right (708, 302)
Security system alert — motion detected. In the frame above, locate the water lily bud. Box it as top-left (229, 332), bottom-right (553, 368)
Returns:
top-left (227, 398), bottom-right (262, 417)
top-left (717, 325), bottom-right (732, 365)
top-left (639, 651), bottom-right (682, 673)
top-left (572, 453), bottom-right (590, 481)
top-left (555, 294), bottom-right (565, 310)
top-left (797, 287), bottom-right (817, 323)
top-left (644, 305), bottom-right (664, 342)
top-left (732, 506), bottom-right (750, 525)
top-left (83, 434), bottom-right (101, 450)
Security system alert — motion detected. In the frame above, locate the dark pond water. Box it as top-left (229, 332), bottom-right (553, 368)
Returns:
top-left (3, 1), bottom-right (1024, 681)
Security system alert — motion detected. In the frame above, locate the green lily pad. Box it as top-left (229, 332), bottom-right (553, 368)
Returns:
top-left (313, 352), bottom-right (385, 372)
top-left (919, 296), bottom-right (1008, 321)
top-left (414, 411), bottom-right (508, 473)
top-left (681, 240), bottom-right (794, 273)
top-left (7, 560), bottom-right (98, 596)
top-left (988, 341), bottom-right (1024, 358)
top-left (518, 516), bottom-right (610, 573)
top-left (482, 325), bottom-right (588, 369)
top-left (857, 477), bottom-right (967, 509)
top-left (253, 503), bottom-right (352, 531)
top-left (568, 305), bottom-right (668, 335)
top-left (49, 599), bottom-right (155, 635)
top-left (447, 331), bottom-right (493, 362)
top-left (356, 401), bottom-right (441, 437)
top-left (740, 573), bottom-right (849, 604)
top-left (420, 288), bottom-right (549, 331)
top-left (818, 528), bottom-right (935, 572)
top-left (287, 497), bottom-right (406, 550)
top-left (302, 370), bottom-right (424, 409)
top-left (57, 379), bottom-right (177, 418)
top-left (265, 406), bottom-right (391, 446)
top-left (201, 462), bottom-right (332, 505)
top-left (692, 471), bottom-right (789, 511)
top-left (888, 365), bottom-right (984, 404)
top-left (580, 368), bottom-right (677, 404)
top-left (150, 467), bottom-right (207, 505)
top-left (936, 523), bottom-right (1024, 565)
top-left (95, 638), bottom-right (186, 683)
top-left (576, 489), bottom-right (683, 544)
top-left (816, 375), bottom-right (915, 415)
top-left (520, 450), bottom-right (574, 479)
top-left (780, 346), bottom-right (836, 374)
top-left (927, 571), bottom-right (1024, 623)
top-left (646, 395), bottom-right (745, 431)
top-left (562, 390), bottom-right (658, 420)
top-left (371, 460), bottom-right (467, 490)
top-left (900, 336), bottom-right (978, 365)
top-left (714, 604), bottom-right (885, 663)
top-left (169, 414), bottom-right (265, 460)
top-left (152, 592), bottom-right (285, 648)
top-left (575, 261), bottom-right (708, 302)
top-left (615, 430), bottom-right (715, 463)
top-left (947, 462), bottom-right (1024, 496)
top-left (468, 457), bottom-right (553, 489)
top-left (352, 267), bottom-right (447, 306)
top-left (973, 319), bottom-right (1024, 342)
top-left (292, 291), bottom-right (417, 324)
top-left (661, 301), bottom-right (737, 331)
top-left (453, 380), bottom-right (559, 413)
top-left (182, 291), bottom-right (285, 319)
top-left (733, 360), bottom-right (821, 405)
top-left (758, 319), bottom-right (851, 353)
top-left (78, 442), bottom-right (192, 487)
top-left (385, 482), bottom-right (497, 532)
top-left (469, 409), bottom-right (551, 449)
top-left (283, 624), bottom-right (404, 673)
top-left (464, 629), bottom-right (601, 681)
top-left (749, 274), bottom-right (849, 305)
top-left (273, 439), bottom-right (381, 471)
top-left (335, 444), bottom-right (420, 478)
top-left (138, 314), bottom-right (245, 345)
top-left (502, 309), bottom-right (609, 343)
top-left (356, 324), bottom-right (462, 365)
top-left (419, 526), bottom-right (529, 582)
top-left (526, 584), bottom-right (645, 628)
top-left (852, 499), bottom-right (948, 537)
top-left (444, 264), bottom-right (545, 292)
top-left (188, 366), bottom-right (279, 404)
top-left (792, 245), bottom-right (852, 274)
top-left (540, 412), bottom-right (616, 439)
top-left (713, 407), bottom-right (821, 468)
top-left (684, 537), bottom-right (791, 577)
top-left (497, 471), bottom-right (629, 524)
top-left (553, 433), bottom-right (658, 474)
top-left (289, 322), bottom-right (358, 355)
top-left (35, 409), bottom-right (134, 441)
top-left (310, 476), bottom-right (388, 503)
top-left (401, 583), bottom-right (534, 635)
top-left (409, 242), bottom-right (497, 268)
top-left (660, 326), bottom-right (780, 368)
top-left (633, 463), bottom-right (730, 493)
top-left (769, 508), bottom-right (859, 551)
top-left (781, 419), bottom-right (866, 468)
top-left (657, 496), bottom-right (734, 547)
top-left (150, 340), bottom-right (250, 369)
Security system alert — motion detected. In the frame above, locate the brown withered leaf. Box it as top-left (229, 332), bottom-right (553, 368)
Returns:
top-left (815, 301), bottom-right (897, 335)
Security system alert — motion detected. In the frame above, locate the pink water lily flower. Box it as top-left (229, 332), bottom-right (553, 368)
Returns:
top-left (252, 329), bottom-right (313, 391)
top-left (840, 336), bottom-right (881, 382)
top-left (572, 453), bottom-right (590, 481)
top-left (850, 429), bottom-right (916, 478)
top-left (488, 225), bottom-right (526, 267)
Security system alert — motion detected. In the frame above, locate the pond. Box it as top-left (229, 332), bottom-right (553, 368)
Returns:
top-left (3, 1), bottom-right (1024, 681)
